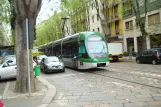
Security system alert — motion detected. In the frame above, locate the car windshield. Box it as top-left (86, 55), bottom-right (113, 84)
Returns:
top-left (45, 57), bottom-right (59, 63)
top-left (87, 35), bottom-right (107, 54)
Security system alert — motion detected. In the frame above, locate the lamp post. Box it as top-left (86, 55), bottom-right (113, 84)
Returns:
top-left (61, 16), bottom-right (70, 59)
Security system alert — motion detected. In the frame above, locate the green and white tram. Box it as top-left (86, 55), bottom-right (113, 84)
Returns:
top-left (39, 31), bottom-right (109, 69)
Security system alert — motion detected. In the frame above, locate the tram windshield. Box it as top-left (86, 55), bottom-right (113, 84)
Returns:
top-left (87, 35), bottom-right (107, 54)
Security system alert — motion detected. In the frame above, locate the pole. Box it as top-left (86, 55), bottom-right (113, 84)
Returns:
top-left (61, 16), bottom-right (70, 59)
top-left (26, 18), bottom-right (31, 96)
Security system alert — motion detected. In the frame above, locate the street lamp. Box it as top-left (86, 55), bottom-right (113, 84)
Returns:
top-left (61, 16), bottom-right (70, 59)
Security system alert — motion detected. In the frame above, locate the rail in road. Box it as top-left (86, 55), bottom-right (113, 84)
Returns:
top-left (86, 68), bottom-right (161, 89)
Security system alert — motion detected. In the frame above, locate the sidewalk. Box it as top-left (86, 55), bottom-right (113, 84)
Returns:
top-left (0, 76), bottom-right (56, 107)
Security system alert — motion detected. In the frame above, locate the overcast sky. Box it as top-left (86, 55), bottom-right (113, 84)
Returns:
top-left (36, 0), bottom-right (61, 25)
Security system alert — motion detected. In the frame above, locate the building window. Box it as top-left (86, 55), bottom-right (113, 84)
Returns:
top-left (92, 16), bottom-right (94, 23)
top-left (115, 21), bottom-right (119, 34)
top-left (97, 27), bottom-right (100, 32)
top-left (114, 5), bottom-right (118, 18)
top-left (148, 13), bottom-right (160, 25)
top-left (97, 14), bottom-right (99, 21)
top-left (93, 29), bottom-right (95, 31)
top-left (125, 20), bottom-right (133, 30)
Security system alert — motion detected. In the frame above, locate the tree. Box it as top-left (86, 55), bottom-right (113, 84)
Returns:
top-left (127, 0), bottom-right (148, 50)
top-left (0, 0), bottom-right (12, 45)
top-left (35, 12), bottom-right (63, 46)
top-left (9, 0), bottom-right (42, 93)
top-left (90, 0), bottom-right (110, 40)
top-left (61, 0), bottom-right (88, 33)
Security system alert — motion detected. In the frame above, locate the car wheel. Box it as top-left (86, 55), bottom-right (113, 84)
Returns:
top-left (152, 60), bottom-right (157, 65)
top-left (136, 59), bottom-right (140, 64)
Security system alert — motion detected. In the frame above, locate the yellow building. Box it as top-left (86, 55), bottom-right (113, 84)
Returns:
top-left (108, 0), bottom-right (124, 43)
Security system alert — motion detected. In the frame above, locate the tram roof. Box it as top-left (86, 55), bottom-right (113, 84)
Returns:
top-left (38, 31), bottom-right (100, 49)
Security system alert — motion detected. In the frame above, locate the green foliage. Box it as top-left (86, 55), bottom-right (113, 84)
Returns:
top-left (0, 0), bottom-right (11, 24)
top-left (61, 0), bottom-right (88, 33)
top-left (35, 12), bottom-right (63, 46)
top-left (35, 0), bottom-right (88, 47)
top-left (123, 51), bottom-right (129, 56)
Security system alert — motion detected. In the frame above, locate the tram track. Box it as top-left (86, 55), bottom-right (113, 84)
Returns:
top-left (106, 68), bottom-right (161, 80)
top-left (88, 69), bottom-right (161, 89)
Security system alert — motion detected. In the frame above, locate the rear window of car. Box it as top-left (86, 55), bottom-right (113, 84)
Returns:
top-left (45, 57), bottom-right (59, 63)
top-left (157, 49), bottom-right (161, 54)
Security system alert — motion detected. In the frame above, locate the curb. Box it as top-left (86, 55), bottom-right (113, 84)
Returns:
top-left (37, 76), bottom-right (56, 107)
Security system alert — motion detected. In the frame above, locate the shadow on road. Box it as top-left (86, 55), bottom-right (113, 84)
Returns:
top-left (0, 78), bottom-right (16, 83)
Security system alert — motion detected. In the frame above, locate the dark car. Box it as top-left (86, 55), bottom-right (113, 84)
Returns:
top-left (40, 56), bottom-right (65, 73)
top-left (136, 48), bottom-right (161, 65)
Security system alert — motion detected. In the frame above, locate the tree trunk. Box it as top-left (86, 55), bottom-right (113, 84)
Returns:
top-left (12, 0), bottom-right (41, 93)
top-left (142, 35), bottom-right (147, 51)
top-left (14, 20), bottom-right (36, 93)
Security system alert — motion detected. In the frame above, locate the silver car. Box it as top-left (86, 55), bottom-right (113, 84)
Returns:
top-left (0, 58), bottom-right (36, 80)
top-left (0, 58), bottom-right (17, 80)
top-left (40, 56), bottom-right (65, 73)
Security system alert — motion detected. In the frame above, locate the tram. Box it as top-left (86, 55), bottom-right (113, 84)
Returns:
top-left (39, 31), bottom-right (109, 69)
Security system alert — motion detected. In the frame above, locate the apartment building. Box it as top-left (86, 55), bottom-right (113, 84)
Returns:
top-left (87, 0), bottom-right (124, 43)
top-left (123, 0), bottom-right (161, 53)
top-left (87, 0), bottom-right (104, 34)
top-left (108, 0), bottom-right (124, 43)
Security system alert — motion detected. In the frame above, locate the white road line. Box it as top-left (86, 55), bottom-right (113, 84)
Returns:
top-left (3, 82), bottom-right (10, 99)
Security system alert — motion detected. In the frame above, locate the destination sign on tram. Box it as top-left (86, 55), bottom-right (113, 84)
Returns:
top-left (88, 36), bottom-right (102, 41)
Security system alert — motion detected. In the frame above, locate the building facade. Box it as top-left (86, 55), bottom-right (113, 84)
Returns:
top-left (108, 0), bottom-right (124, 43)
top-left (123, 0), bottom-right (161, 53)
top-left (87, 0), bottom-right (124, 43)
top-left (87, 0), bottom-right (105, 34)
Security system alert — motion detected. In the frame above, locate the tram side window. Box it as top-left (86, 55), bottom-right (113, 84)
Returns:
top-left (79, 41), bottom-right (88, 58)
top-left (71, 43), bottom-right (78, 56)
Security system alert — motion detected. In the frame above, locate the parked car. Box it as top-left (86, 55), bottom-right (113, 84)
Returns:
top-left (40, 56), bottom-right (65, 73)
top-left (0, 57), bottom-right (37, 80)
top-left (136, 48), bottom-right (161, 65)
top-left (4, 55), bottom-right (16, 60)
top-left (37, 55), bottom-right (47, 64)
top-left (0, 58), bottom-right (17, 80)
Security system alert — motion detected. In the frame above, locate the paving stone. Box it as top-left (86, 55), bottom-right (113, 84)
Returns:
top-left (153, 96), bottom-right (161, 100)
top-left (135, 94), bottom-right (152, 98)
top-left (109, 103), bottom-right (124, 107)
top-left (100, 104), bottom-right (111, 107)
top-left (83, 104), bottom-right (99, 107)
top-left (123, 102), bottom-right (148, 107)
top-left (115, 96), bottom-right (136, 100)
top-left (103, 99), bottom-right (129, 104)
top-left (151, 94), bottom-right (161, 97)
top-left (148, 101), bottom-right (161, 106)
top-left (62, 96), bottom-right (80, 100)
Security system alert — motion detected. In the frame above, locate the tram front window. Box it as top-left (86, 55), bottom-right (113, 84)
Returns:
top-left (87, 35), bottom-right (107, 58)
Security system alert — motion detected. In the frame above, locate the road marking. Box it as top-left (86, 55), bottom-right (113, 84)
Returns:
top-left (3, 82), bottom-right (10, 99)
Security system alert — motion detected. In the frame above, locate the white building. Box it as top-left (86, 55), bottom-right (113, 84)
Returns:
top-left (87, 0), bottom-right (105, 34)
top-left (123, 4), bottom-right (161, 53)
